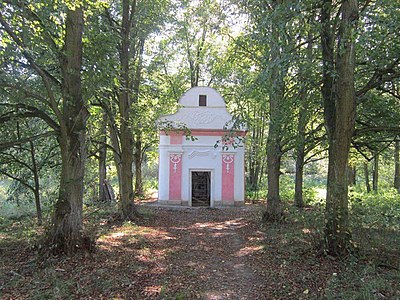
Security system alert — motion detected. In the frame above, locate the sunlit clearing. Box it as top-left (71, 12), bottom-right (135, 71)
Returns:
top-left (236, 245), bottom-right (263, 257)
top-left (189, 219), bottom-right (246, 231)
top-left (111, 232), bottom-right (126, 238)
top-left (316, 188), bottom-right (327, 200)
top-left (144, 285), bottom-right (162, 294)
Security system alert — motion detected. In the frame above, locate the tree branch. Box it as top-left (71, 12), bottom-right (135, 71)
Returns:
top-left (356, 59), bottom-right (400, 100)
top-left (0, 103), bottom-right (59, 131)
top-left (0, 169), bottom-right (35, 193)
top-left (0, 131), bottom-right (56, 151)
top-left (0, 81), bottom-right (51, 106)
top-left (0, 11), bottom-right (64, 125)
top-left (354, 126), bottom-right (400, 136)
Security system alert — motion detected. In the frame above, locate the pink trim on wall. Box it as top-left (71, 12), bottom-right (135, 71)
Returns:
top-left (169, 153), bottom-right (182, 200)
top-left (222, 154), bottom-right (235, 203)
top-left (160, 129), bottom-right (246, 137)
top-left (170, 132), bottom-right (183, 144)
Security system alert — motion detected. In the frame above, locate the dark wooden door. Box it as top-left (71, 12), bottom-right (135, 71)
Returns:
top-left (191, 171), bottom-right (210, 207)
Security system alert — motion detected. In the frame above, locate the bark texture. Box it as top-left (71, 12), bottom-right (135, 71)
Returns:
top-left (372, 152), bottom-right (379, 191)
top-left (321, 0), bottom-right (359, 256)
top-left (294, 35), bottom-right (313, 209)
top-left (364, 162), bottom-right (371, 192)
top-left (394, 141), bottom-right (400, 192)
top-left (134, 137), bottom-right (143, 197)
top-left (98, 112), bottom-right (108, 202)
top-left (263, 0), bottom-right (287, 222)
top-left (30, 141), bottom-right (42, 225)
top-left (347, 165), bottom-right (356, 186)
top-left (118, 0), bottom-right (139, 220)
top-left (294, 149), bottom-right (305, 208)
top-left (50, 7), bottom-right (89, 253)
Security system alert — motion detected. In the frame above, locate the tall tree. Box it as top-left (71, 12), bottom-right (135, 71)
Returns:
top-left (262, 0), bottom-right (294, 221)
top-left (293, 11), bottom-right (324, 208)
top-left (321, 0), bottom-right (359, 256)
top-left (98, 112), bottom-right (109, 202)
top-left (48, 6), bottom-right (88, 253)
top-left (116, 0), bottom-right (139, 219)
top-left (88, 0), bottom-right (170, 217)
top-left (0, 3), bottom-right (88, 253)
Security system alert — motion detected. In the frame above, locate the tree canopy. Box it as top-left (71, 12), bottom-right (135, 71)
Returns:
top-left (0, 0), bottom-right (399, 258)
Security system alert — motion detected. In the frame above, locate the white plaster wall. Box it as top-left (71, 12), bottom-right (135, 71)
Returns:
top-left (158, 87), bottom-right (236, 130)
top-left (158, 134), bottom-right (245, 205)
top-left (234, 147), bottom-right (246, 201)
top-left (157, 87), bottom-right (246, 205)
top-left (179, 86), bottom-right (226, 107)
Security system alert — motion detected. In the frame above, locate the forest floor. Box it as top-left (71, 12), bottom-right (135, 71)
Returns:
top-left (0, 202), bottom-right (399, 299)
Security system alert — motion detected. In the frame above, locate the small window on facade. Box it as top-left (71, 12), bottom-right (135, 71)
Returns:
top-left (199, 95), bottom-right (207, 106)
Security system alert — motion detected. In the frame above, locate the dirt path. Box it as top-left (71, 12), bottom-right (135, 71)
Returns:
top-left (3, 204), bottom-right (398, 299)
top-left (138, 206), bottom-right (266, 299)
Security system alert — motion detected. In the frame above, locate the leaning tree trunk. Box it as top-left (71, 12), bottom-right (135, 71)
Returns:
top-left (364, 162), bottom-right (371, 192)
top-left (134, 137), bottom-right (144, 197)
top-left (108, 118), bottom-right (122, 197)
top-left (98, 112), bottom-right (108, 202)
top-left (394, 141), bottom-right (400, 192)
top-left (372, 151), bottom-right (379, 192)
top-left (294, 147), bottom-right (305, 208)
top-left (322, 0), bottom-right (358, 257)
top-left (247, 121), bottom-right (263, 191)
top-left (49, 7), bottom-right (89, 253)
top-left (30, 141), bottom-right (42, 225)
top-left (294, 74), bottom-right (309, 209)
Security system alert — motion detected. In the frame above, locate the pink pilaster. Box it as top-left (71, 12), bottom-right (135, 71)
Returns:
top-left (170, 132), bottom-right (183, 144)
top-left (169, 153), bottom-right (182, 200)
top-left (222, 154), bottom-right (234, 203)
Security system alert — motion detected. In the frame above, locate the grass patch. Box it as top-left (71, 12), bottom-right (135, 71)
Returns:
top-left (267, 193), bottom-right (400, 299)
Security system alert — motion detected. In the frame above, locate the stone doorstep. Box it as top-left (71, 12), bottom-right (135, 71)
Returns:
top-left (140, 199), bottom-right (245, 210)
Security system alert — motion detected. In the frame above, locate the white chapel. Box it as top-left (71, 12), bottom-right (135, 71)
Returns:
top-left (157, 87), bottom-right (246, 207)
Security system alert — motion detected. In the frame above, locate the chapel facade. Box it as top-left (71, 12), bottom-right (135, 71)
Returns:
top-left (157, 87), bottom-right (246, 207)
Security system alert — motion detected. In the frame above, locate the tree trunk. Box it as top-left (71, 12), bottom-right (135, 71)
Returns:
top-left (372, 152), bottom-right (379, 191)
top-left (294, 150), bottom-right (305, 208)
top-left (263, 0), bottom-right (286, 222)
top-left (134, 137), bottom-right (143, 197)
top-left (364, 162), bottom-right (371, 192)
top-left (264, 140), bottom-right (282, 221)
top-left (118, 0), bottom-right (138, 220)
top-left (294, 35), bottom-right (313, 209)
top-left (347, 164), bottom-right (356, 186)
top-left (119, 82), bottom-right (136, 220)
top-left (108, 119), bottom-right (122, 198)
top-left (132, 39), bottom-right (144, 198)
top-left (294, 80), bottom-right (308, 208)
top-left (30, 141), bottom-right (42, 225)
top-left (98, 112), bottom-right (108, 202)
top-left (394, 141), bottom-right (400, 192)
top-left (248, 122), bottom-right (263, 191)
top-left (49, 7), bottom-right (89, 254)
top-left (321, 0), bottom-right (358, 257)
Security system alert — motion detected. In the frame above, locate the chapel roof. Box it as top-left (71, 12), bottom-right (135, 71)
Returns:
top-left (158, 87), bottom-right (234, 130)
